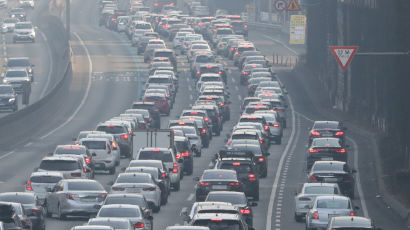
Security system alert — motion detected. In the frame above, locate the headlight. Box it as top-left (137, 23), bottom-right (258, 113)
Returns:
top-left (3, 79), bottom-right (8, 83)
top-left (8, 98), bottom-right (15, 103)
top-left (11, 15), bottom-right (15, 18)
top-left (28, 69), bottom-right (32, 73)
top-left (30, 31), bottom-right (35, 37)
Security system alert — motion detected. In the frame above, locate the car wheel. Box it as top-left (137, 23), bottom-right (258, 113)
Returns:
top-left (173, 181), bottom-right (180, 191)
top-left (349, 191), bottom-right (355, 199)
top-left (253, 191), bottom-right (259, 201)
top-left (261, 169), bottom-right (268, 178)
top-left (109, 167), bottom-right (115, 175)
top-left (57, 204), bottom-right (66, 220)
top-left (153, 204), bottom-right (160, 213)
top-left (186, 164), bottom-right (193, 175)
top-left (161, 193), bottom-right (167, 205)
top-left (276, 137), bottom-right (282, 145)
top-left (203, 140), bottom-right (209, 148)
top-left (13, 105), bottom-right (17, 112)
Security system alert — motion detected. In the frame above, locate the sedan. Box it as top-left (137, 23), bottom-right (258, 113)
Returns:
top-left (88, 217), bottom-right (134, 230)
top-left (309, 121), bottom-right (346, 144)
top-left (307, 138), bottom-right (348, 169)
top-left (96, 204), bottom-right (152, 230)
top-left (45, 179), bottom-right (107, 219)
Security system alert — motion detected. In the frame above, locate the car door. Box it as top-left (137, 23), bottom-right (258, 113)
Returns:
top-left (48, 181), bottom-right (63, 213)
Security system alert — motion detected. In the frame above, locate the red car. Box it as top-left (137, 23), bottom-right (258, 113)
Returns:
top-left (143, 93), bottom-right (170, 115)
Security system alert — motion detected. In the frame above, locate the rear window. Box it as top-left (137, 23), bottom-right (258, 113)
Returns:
top-left (116, 174), bottom-right (152, 183)
top-left (239, 117), bottom-right (263, 123)
top-left (313, 122), bottom-right (339, 129)
top-left (175, 141), bottom-right (189, 152)
top-left (312, 163), bottom-right (345, 172)
top-left (196, 56), bottom-right (215, 63)
top-left (82, 141), bottom-right (106, 150)
top-left (30, 175), bottom-right (62, 183)
top-left (67, 181), bottom-right (104, 191)
top-left (202, 171), bottom-right (236, 180)
top-left (104, 196), bottom-right (146, 207)
top-left (231, 134), bottom-right (257, 140)
top-left (55, 146), bottom-right (85, 155)
top-left (238, 47), bottom-right (255, 52)
top-left (304, 186), bottom-right (338, 194)
top-left (316, 199), bottom-right (350, 209)
top-left (193, 219), bottom-right (240, 230)
top-left (98, 207), bottom-right (140, 218)
top-left (88, 219), bottom-right (129, 229)
top-left (138, 151), bottom-right (173, 162)
top-left (220, 163), bottom-right (252, 173)
top-left (148, 78), bottom-right (171, 84)
top-left (154, 51), bottom-right (174, 58)
top-left (312, 138), bottom-right (341, 147)
top-left (39, 160), bottom-right (79, 171)
top-left (0, 194), bottom-right (35, 204)
top-left (144, 95), bottom-right (165, 101)
top-left (96, 125), bottom-right (126, 134)
top-left (216, 29), bottom-right (233, 35)
top-left (200, 66), bottom-right (219, 73)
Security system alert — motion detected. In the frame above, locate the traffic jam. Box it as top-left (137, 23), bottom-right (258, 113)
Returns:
top-left (0, 0), bottom-right (377, 230)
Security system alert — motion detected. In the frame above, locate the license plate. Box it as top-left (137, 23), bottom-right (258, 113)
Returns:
top-left (328, 214), bottom-right (338, 219)
top-left (127, 188), bottom-right (141, 193)
top-left (322, 133), bottom-right (333, 137)
top-left (212, 185), bottom-right (227, 190)
top-left (321, 157), bottom-right (333, 161)
top-left (324, 178), bottom-right (338, 182)
top-left (95, 163), bottom-right (104, 168)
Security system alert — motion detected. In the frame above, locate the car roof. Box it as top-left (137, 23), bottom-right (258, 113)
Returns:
top-left (100, 204), bottom-right (140, 209)
top-left (192, 213), bottom-right (241, 221)
top-left (42, 156), bottom-right (79, 161)
top-left (330, 216), bottom-right (372, 228)
top-left (30, 171), bottom-right (64, 177)
top-left (303, 182), bottom-right (339, 188)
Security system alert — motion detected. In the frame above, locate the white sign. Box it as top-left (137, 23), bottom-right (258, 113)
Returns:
top-left (330, 46), bottom-right (359, 71)
top-left (274, 0), bottom-right (287, 12)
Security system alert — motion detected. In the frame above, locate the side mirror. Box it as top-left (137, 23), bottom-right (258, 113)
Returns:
top-left (248, 201), bottom-right (257, 207)
top-left (193, 177), bottom-right (200, 182)
top-left (92, 153), bottom-right (97, 157)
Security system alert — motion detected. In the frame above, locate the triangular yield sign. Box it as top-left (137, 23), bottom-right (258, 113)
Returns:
top-left (330, 46), bottom-right (359, 71)
top-left (287, 0), bottom-right (301, 11)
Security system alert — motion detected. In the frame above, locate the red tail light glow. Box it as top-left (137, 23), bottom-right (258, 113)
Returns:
top-left (143, 186), bottom-right (156, 191)
top-left (211, 219), bottom-right (223, 222)
top-left (242, 71), bottom-right (248, 75)
top-left (121, 134), bottom-right (129, 139)
top-left (228, 182), bottom-right (240, 186)
top-left (112, 187), bottom-right (125, 191)
top-left (240, 209), bottom-right (251, 214)
top-left (134, 222), bottom-right (145, 229)
top-left (201, 129), bottom-right (207, 134)
top-left (311, 131), bottom-right (320, 136)
top-left (264, 125), bottom-right (269, 131)
top-left (349, 211), bottom-right (355, 216)
top-left (259, 138), bottom-right (263, 144)
top-left (309, 148), bottom-right (319, 153)
top-left (200, 181), bottom-right (210, 186)
top-left (336, 148), bottom-right (346, 153)
top-left (273, 123), bottom-right (280, 127)
top-left (26, 180), bottom-right (33, 191)
top-left (172, 168), bottom-right (178, 173)
top-left (85, 157), bottom-right (91, 164)
top-left (313, 211), bottom-right (319, 219)
top-left (335, 131), bottom-right (344, 136)
top-left (173, 163), bottom-right (178, 168)
top-left (182, 152), bottom-right (190, 157)
top-left (309, 175), bottom-right (317, 182)
top-left (204, 117), bottom-right (209, 122)
top-left (176, 153), bottom-right (182, 159)
top-left (248, 174), bottom-right (256, 181)
top-left (258, 157), bottom-right (265, 162)
top-left (162, 173), bottom-right (166, 178)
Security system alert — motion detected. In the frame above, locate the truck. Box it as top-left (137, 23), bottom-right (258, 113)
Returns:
top-left (132, 129), bottom-right (174, 159)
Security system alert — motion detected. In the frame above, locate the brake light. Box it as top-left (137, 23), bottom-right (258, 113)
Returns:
top-left (248, 174), bottom-right (256, 181)
top-left (112, 186), bottom-right (125, 191)
top-left (244, 24), bottom-right (248, 28)
top-left (176, 153), bottom-right (182, 159)
top-left (211, 219), bottom-right (223, 222)
top-left (154, 2), bottom-right (159, 6)
top-left (259, 138), bottom-right (263, 144)
top-left (349, 211), bottom-right (355, 216)
top-left (71, 172), bottom-right (81, 177)
top-left (230, 48), bottom-right (234, 51)
top-left (309, 175), bottom-right (317, 182)
top-left (235, 51), bottom-right (239, 55)
top-left (134, 222), bottom-right (145, 229)
top-left (228, 182), bottom-right (240, 186)
top-left (182, 151), bottom-right (190, 157)
top-left (336, 148), bottom-right (346, 153)
top-left (309, 148), bottom-right (319, 153)
top-left (226, 141), bottom-right (231, 146)
top-left (218, 71), bottom-right (222, 74)
top-left (173, 163), bottom-right (178, 168)
top-left (121, 134), bottom-right (129, 139)
top-left (200, 181), bottom-right (210, 186)
top-left (258, 157), bottom-right (265, 162)
top-left (199, 22), bottom-right (203, 26)
top-left (162, 173), bottom-right (166, 178)
top-left (240, 209), bottom-right (251, 214)
top-left (178, 121), bottom-right (186, 125)
top-left (197, 71), bottom-right (200, 74)
top-left (112, 142), bottom-right (118, 148)
top-left (273, 123), bottom-right (280, 127)
top-left (313, 211), bottom-right (319, 220)
top-left (264, 125), bottom-right (269, 131)
top-left (143, 186), bottom-right (156, 191)
top-left (26, 180), bottom-right (33, 191)
top-left (152, 149), bottom-right (160, 152)
top-left (190, 111), bottom-right (198, 114)
top-left (335, 131), bottom-right (344, 136)
top-left (66, 194), bottom-right (74, 200)
top-left (242, 71), bottom-right (248, 75)
top-left (201, 129), bottom-right (207, 134)
top-left (298, 197), bottom-right (311, 201)
top-left (83, 168), bottom-right (88, 173)
top-left (204, 117), bottom-right (209, 122)
top-left (311, 131), bottom-right (320, 136)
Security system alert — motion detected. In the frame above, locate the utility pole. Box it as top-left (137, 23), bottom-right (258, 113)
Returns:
top-left (66, 0), bottom-right (70, 40)
top-left (268, 0), bottom-right (272, 23)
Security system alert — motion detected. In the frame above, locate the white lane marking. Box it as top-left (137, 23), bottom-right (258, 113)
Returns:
top-left (295, 111), bottom-right (369, 217)
top-left (23, 142), bottom-right (32, 147)
top-left (189, 95), bottom-right (193, 100)
top-left (39, 29), bottom-right (53, 98)
top-left (187, 77), bottom-right (190, 82)
top-left (0, 151), bottom-right (14, 160)
top-left (188, 85), bottom-right (192, 91)
top-left (266, 92), bottom-right (296, 230)
top-left (262, 34), bottom-right (298, 55)
top-left (40, 32), bottom-right (92, 140)
top-left (235, 86), bottom-right (239, 91)
top-left (348, 136), bottom-right (369, 217)
top-left (187, 193), bottom-right (194, 201)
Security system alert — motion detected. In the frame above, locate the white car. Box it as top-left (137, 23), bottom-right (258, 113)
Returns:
top-left (2, 18), bottom-right (18, 33)
top-left (116, 16), bottom-right (129, 32)
top-left (19, 0), bottom-right (34, 8)
top-left (88, 217), bottom-right (134, 230)
top-left (173, 31), bottom-right (192, 48)
top-left (87, 134), bottom-right (120, 166)
top-left (110, 172), bottom-right (161, 212)
top-left (38, 156), bottom-right (87, 179)
top-left (79, 138), bottom-right (116, 174)
top-left (0, 0), bottom-right (7, 8)
top-left (294, 183), bottom-right (341, 222)
top-left (25, 171), bottom-right (64, 204)
top-left (96, 204), bottom-right (151, 230)
top-left (196, 73), bottom-right (223, 91)
top-left (13, 21), bottom-right (35, 43)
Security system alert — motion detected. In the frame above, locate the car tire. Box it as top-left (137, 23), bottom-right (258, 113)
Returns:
top-left (276, 137), bottom-right (282, 145)
top-left (161, 193), bottom-right (167, 205)
top-left (186, 164), bottom-right (193, 175)
top-left (261, 169), bottom-right (268, 178)
top-left (349, 191), bottom-right (355, 199)
top-left (57, 204), bottom-right (66, 220)
top-left (153, 204), bottom-right (160, 213)
top-left (109, 167), bottom-right (115, 175)
top-left (253, 191), bottom-right (259, 201)
top-left (203, 140), bottom-right (209, 148)
top-left (173, 181), bottom-right (180, 191)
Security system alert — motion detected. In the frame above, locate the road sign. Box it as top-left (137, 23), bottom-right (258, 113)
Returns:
top-left (289, 15), bottom-right (306, 44)
top-left (287, 0), bottom-right (301, 11)
top-left (274, 0), bottom-right (287, 12)
top-left (330, 46), bottom-right (359, 71)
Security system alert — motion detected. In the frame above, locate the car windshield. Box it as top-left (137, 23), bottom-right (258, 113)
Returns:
top-left (202, 171), bottom-right (236, 180)
top-left (4, 18), bottom-right (18, 23)
top-left (98, 207), bottom-right (140, 217)
top-left (5, 70), bottom-right (26, 77)
top-left (148, 78), bottom-right (170, 84)
top-left (39, 160), bottom-right (78, 171)
top-left (96, 125), bottom-right (126, 134)
top-left (68, 181), bottom-right (104, 191)
top-left (7, 59), bottom-right (30, 67)
top-left (105, 196), bottom-right (146, 207)
top-left (30, 175), bottom-right (62, 183)
top-left (116, 174), bottom-right (152, 183)
top-left (15, 23), bottom-right (32, 29)
top-left (81, 141), bottom-right (106, 150)
top-left (193, 220), bottom-right (240, 230)
top-left (88, 219), bottom-right (129, 229)
top-left (138, 151), bottom-right (173, 162)
top-left (304, 186), bottom-right (338, 194)
top-left (0, 86), bottom-right (13, 94)
top-left (206, 193), bottom-right (246, 205)
top-left (316, 199), bottom-right (350, 209)
top-left (0, 194), bottom-right (35, 204)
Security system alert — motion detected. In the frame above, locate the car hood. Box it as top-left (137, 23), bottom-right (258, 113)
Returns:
top-left (14, 29), bottom-right (33, 33)
top-left (4, 77), bottom-right (30, 83)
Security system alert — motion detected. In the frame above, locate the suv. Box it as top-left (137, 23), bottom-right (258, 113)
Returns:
top-left (96, 122), bottom-right (133, 158)
top-left (134, 147), bottom-right (182, 191)
top-left (0, 202), bottom-right (23, 230)
top-left (6, 57), bottom-right (34, 82)
top-left (327, 216), bottom-right (379, 230)
top-left (131, 102), bottom-right (161, 128)
top-left (38, 156), bottom-right (87, 179)
top-left (79, 138), bottom-right (116, 174)
top-left (13, 21), bottom-right (35, 43)
top-left (153, 49), bottom-right (177, 70)
top-left (191, 104), bottom-right (222, 136)
top-left (307, 137), bottom-right (347, 169)
top-left (2, 68), bottom-right (30, 94)
top-left (0, 84), bottom-right (17, 112)
top-left (174, 136), bottom-right (194, 175)
top-left (190, 213), bottom-right (251, 230)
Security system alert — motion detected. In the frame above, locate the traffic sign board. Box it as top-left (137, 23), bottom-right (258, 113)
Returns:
top-left (287, 0), bottom-right (301, 11)
top-left (274, 0), bottom-right (287, 12)
top-left (330, 46), bottom-right (359, 71)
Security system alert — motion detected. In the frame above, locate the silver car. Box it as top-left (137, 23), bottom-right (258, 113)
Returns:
top-left (88, 217), bottom-right (133, 230)
top-left (37, 156), bottom-right (87, 179)
top-left (2, 18), bottom-right (18, 33)
top-left (79, 138), bottom-right (116, 174)
top-left (327, 216), bottom-right (378, 230)
top-left (110, 172), bottom-right (161, 213)
top-left (25, 171), bottom-right (64, 204)
top-left (294, 183), bottom-right (341, 222)
top-left (71, 226), bottom-right (114, 230)
top-left (45, 179), bottom-right (107, 219)
top-left (305, 195), bottom-right (358, 230)
top-left (96, 204), bottom-right (151, 230)
top-left (13, 21), bottom-right (35, 43)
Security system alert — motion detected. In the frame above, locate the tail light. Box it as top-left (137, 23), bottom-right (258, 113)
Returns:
top-left (112, 187), bottom-right (125, 191)
top-left (161, 173), bottom-right (167, 178)
top-left (71, 172), bottom-right (81, 177)
top-left (273, 123), bottom-right (280, 127)
top-left (197, 71), bottom-right (200, 74)
top-left (312, 211), bottom-right (319, 219)
top-left (83, 168), bottom-right (88, 173)
top-left (26, 179), bottom-right (33, 191)
top-left (211, 219), bottom-right (223, 222)
top-left (173, 163), bottom-right (178, 168)
top-left (201, 129), bottom-right (207, 134)
top-left (218, 71), bottom-right (222, 74)
top-left (309, 175), bottom-right (317, 182)
top-left (128, 131), bottom-right (132, 135)
top-left (204, 117), bottom-right (209, 122)
top-left (31, 207), bottom-right (41, 213)
top-left (309, 148), bottom-right (319, 153)
top-left (172, 168), bottom-right (179, 173)
top-left (148, 118), bottom-right (152, 122)
top-left (336, 148), bottom-right (346, 153)
top-left (111, 141), bottom-right (118, 149)
top-left (244, 24), bottom-right (248, 28)
top-left (335, 131), bottom-right (344, 136)
top-left (199, 22), bottom-right (203, 26)
top-left (242, 71), bottom-right (248, 75)
top-left (85, 157), bottom-right (91, 164)
top-left (200, 181), bottom-right (210, 186)
top-left (143, 186), bottom-right (156, 191)
top-left (227, 141), bottom-right (231, 146)
top-left (66, 194), bottom-right (75, 200)
top-left (349, 211), bottom-right (355, 216)
top-left (121, 134), bottom-right (129, 139)
top-left (311, 131), bottom-right (320, 136)
top-left (259, 138), bottom-right (263, 144)
top-left (134, 222), bottom-right (145, 229)
top-left (154, 2), bottom-right (159, 6)
top-left (258, 157), bottom-right (265, 162)
top-left (230, 48), bottom-right (234, 51)
top-left (240, 208), bottom-right (251, 214)
top-left (235, 51), bottom-right (239, 55)
top-left (176, 153), bottom-right (182, 159)
top-left (248, 174), bottom-right (256, 181)
top-left (264, 125), bottom-right (269, 131)
top-left (182, 152), bottom-right (190, 157)
top-left (228, 182), bottom-right (240, 186)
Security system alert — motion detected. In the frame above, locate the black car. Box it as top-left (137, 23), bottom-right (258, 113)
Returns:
top-left (191, 105), bottom-right (222, 136)
top-left (308, 161), bottom-right (356, 198)
top-left (205, 191), bottom-right (257, 227)
top-left (231, 20), bottom-right (248, 37)
top-left (174, 136), bottom-right (194, 175)
top-left (0, 192), bottom-right (45, 230)
top-left (309, 121), bottom-right (346, 144)
top-left (228, 144), bottom-right (268, 178)
top-left (195, 169), bottom-right (243, 202)
top-left (0, 85), bottom-right (18, 112)
top-left (131, 102), bottom-right (161, 128)
top-left (214, 157), bottom-right (260, 201)
top-left (197, 95), bottom-right (230, 121)
top-left (307, 137), bottom-right (348, 169)
top-left (0, 202), bottom-right (24, 229)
